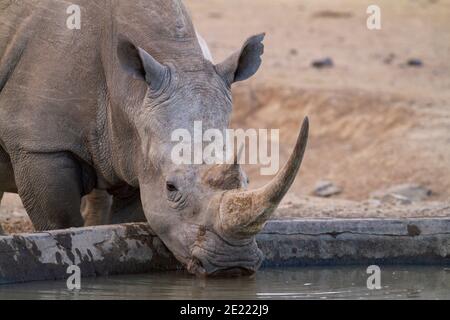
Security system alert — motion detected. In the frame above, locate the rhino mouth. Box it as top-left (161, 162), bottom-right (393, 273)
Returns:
top-left (209, 267), bottom-right (255, 278)
top-left (186, 228), bottom-right (264, 277)
top-left (188, 253), bottom-right (262, 278)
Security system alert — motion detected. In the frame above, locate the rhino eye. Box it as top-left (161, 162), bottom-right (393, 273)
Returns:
top-left (166, 181), bottom-right (185, 207)
top-left (166, 182), bottom-right (178, 192)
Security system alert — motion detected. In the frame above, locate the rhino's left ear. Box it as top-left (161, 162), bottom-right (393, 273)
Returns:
top-left (215, 33), bottom-right (265, 85)
top-left (117, 36), bottom-right (168, 91)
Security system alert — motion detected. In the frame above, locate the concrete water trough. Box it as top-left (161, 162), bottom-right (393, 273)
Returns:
top-left (1, 218), bottom-right (450, 284)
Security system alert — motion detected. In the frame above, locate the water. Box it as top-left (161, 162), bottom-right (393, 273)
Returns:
top-left (0, 266), bottom-right (449, 300)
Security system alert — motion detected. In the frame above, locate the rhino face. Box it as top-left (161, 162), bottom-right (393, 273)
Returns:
top-left (117, 34), bottom-right (309, 276)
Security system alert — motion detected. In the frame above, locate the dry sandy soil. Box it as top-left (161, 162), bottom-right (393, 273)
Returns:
top-left (1, 0), bottom-right (449, 233)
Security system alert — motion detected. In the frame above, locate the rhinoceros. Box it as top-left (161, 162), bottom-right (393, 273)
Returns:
top-left (0, 0), bottom-right (308, 275)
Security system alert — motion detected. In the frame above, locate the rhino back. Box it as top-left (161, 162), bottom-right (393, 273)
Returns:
top-left (0, 0), bottom-right (108, 161)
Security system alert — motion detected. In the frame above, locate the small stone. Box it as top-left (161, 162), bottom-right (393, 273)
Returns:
top-left (370, 183), bottom-right (432, 203)
top-left (380, 194), bottom-right (412, 205)
top-left (208, 12), bottom-right (222, 19)
top-left (289, 48), bottom-right (298, 56)
top-left (312, 10), bottom-right (353, 19)
top-left (383, 53), bottom-right (396, 64)
top-left (407, 224), bottom-right (421, 237)
top-left (311, 57), bottom-right (334, 69)
top-left (407, 59), bottom-right (423, 67)
top-left (365, 199), bottom-right (382, 207)
top-left (313, 180), bottom-right (342, 197)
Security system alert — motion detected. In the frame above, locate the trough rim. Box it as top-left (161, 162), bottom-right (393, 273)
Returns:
top-left (1, 217), bottom-right (450, 285)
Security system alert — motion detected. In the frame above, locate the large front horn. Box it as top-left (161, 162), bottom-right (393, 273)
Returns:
top-left (218, 117), bottom-right (309, 237)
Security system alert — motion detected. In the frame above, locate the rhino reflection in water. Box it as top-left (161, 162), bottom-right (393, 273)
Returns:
top-left (0, 0), bottom-right (308, 276)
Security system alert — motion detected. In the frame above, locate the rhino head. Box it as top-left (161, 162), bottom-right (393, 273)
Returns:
top-left (116, 33), bottom-right (309, 276)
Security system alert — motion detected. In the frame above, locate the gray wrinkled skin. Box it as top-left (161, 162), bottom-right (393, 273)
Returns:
top-left (0, 0), bottom-right (270, 275)
top-left (0, 192), bottom-right (3, 235)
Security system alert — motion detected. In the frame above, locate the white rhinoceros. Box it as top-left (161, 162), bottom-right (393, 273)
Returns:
top-left (0, 0), bottom-right (308, 275)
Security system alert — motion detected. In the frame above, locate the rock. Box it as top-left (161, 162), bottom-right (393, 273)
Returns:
top-left (311, 57), bottom-right (334, 69)
top-left (383, 53), bottom-right (396, 64)
top-left (363, 199), bottom-right (382, 207)
top-left (313, 180), bottom-right (342, 197)
top-left (370, 183), bottom-right (432, 203)
top-left (208, 12), bottom-right (222, 19)
top-left (407, 59), bottom-right (423, 67)
top-left (289, 48), bottom-right (298, 56)
top-left (377, 193), bottom-right (412, 206)
top-left (312, 10), bottom-right (353, 19)
top-left (0, 223), bottom-right (4, 236)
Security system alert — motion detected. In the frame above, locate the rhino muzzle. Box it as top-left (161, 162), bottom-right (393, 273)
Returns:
top-left (184, 118), bottom-right (309, 277)
top-left (188, 231), bottom-right (264, 277)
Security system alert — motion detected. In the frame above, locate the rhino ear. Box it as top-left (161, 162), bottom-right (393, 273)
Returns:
top-left (215, 33), bottom-right (265, 85)
top-left (117, 36), bottom-right (168, 91)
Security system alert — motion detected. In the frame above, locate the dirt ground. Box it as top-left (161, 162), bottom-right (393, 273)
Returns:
top-left (1, 0), bottom-right (449, 234)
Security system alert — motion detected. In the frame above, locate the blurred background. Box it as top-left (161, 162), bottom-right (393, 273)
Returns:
top-left (1, 0), bottom-right (449, 232)
top-left (188, 0), bottom-right (450, 199)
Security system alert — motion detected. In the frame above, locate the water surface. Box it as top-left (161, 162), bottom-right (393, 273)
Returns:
top-left (0, 266), bottom-right (449, 300)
